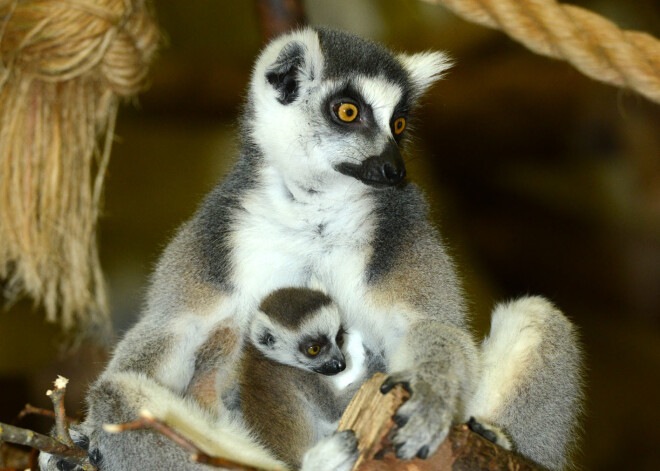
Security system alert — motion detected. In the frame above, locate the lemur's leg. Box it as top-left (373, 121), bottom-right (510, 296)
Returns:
top-left (356, 228), bottom-right (481, 461)
top-left (467, 297), bottom-right (584, 470)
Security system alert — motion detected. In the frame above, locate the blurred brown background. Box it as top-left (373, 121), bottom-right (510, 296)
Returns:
top-left (1, 1), bottom-right (659, 469)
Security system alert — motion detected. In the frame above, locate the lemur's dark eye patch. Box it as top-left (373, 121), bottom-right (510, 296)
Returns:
top-left (333, 102), bottom-right (359, 123)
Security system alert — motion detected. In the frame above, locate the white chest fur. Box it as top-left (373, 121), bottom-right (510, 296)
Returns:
top-left (229, 167), bottom-right (375, 307)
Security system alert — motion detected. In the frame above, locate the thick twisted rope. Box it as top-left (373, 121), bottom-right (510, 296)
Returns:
top-left (423, 0), bottom-right (660, 104)
top-left (0, 0), bottom-right (159, 336)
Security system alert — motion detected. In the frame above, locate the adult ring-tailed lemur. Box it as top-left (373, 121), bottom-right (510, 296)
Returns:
top-left (41, 27), bottom-right (583, 471)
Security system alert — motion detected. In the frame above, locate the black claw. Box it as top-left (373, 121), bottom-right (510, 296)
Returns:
top-left (56, 459), bottom-right (76, 471)
top-left (73, 434), bottom-right (89, 450)
top-left (416, 445), bottom-right (430, 460)
top-left (380, 377), bottom-right (411, 395)
top-left (89, 448), bottom-right (103, 467)
top-left (393, 414), bottom-right (408, 428)
top-left (467, 417), bottom-right (498, 443)
top-left (380, 379), bottom-right (394, 394)
top-left (394, 443), bottom-right (405, 459)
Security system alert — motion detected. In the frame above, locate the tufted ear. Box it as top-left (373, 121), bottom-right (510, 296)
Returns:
top-left (397, 51), bottom-right (453, 98)
top-left (265, 41), bottom-right (306, 104)
top-left (249, 311), bottom-right (276, 351)
top-left (254, 28), bottom-right (324, 105)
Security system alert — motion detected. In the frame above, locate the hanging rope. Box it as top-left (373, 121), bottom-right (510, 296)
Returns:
top-left (0, 0), bottom-right (159, 337)
top-left (422, 0), bottom-right (660, 104)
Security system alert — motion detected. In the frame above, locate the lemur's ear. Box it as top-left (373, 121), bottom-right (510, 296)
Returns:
top-left (397, 51), bottom-right (453, 98)
top-left (266, 41), bottom-right (305, 104)
top-left (257, 29), bottom-right (324, 105)
top-left (259, 330), bottom-right (276, 347)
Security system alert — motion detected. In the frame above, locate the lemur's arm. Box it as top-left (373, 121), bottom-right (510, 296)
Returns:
top-left (382, 321), bottom-right (480, 460)
top-left (368, 222), bottom-right (481, 460)
top-left (107, 221), bottom-right (239, 394)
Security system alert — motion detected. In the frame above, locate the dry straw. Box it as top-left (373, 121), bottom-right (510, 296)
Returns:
top-left (0, 0), bottom-right (158, 337)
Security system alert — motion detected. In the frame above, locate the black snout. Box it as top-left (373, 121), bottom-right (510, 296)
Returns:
top-left (335, 141), bottom-right (406, 188)
top-left (315, 358), bottom-right (346, 376)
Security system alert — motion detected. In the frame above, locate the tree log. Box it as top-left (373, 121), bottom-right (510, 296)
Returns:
top-left (340, 373), bottom-right (545, 471)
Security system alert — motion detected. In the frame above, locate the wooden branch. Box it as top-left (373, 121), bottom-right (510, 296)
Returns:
top-left (46, 375), bottom-right (74, 447)
top-left (104, 409), bottom-right (262, 470)
top-left (17, 403), bottom-right (79, 424)
top-left (0, 376), bottom-right (95, 470)
top-left (0, 421), bottom-right (87, 461)
top-left (340, 373), bottom-right (545, 471)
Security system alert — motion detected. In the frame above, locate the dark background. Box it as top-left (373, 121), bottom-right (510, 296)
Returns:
top-left (1, 1), bottom-right (659, 469)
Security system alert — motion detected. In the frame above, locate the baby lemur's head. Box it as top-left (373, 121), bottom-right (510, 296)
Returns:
top-left (250, 287), bottom-right (346, 376)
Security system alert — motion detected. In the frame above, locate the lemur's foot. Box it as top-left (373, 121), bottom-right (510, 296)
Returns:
top-left (301, 430), bottom-right (358, 471)
top-left (467, 417), bottom-right (512, 450)
top-left (381, 372), bottom-right (453, 460)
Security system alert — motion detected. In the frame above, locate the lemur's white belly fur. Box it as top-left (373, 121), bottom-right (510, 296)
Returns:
top-left (227, 167), bottom-right (407, 360)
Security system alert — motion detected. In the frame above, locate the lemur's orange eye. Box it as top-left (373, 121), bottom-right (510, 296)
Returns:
top-left (393, 117), bottom-right (406, 135)
top-left (334, 103), bottom-right (359, 122)
top-left (307, 345), bottom-right (320, 356)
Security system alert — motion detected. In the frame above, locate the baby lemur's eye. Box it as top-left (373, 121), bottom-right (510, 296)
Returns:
top-left (336, 333), bottom-right (344, 345)
top-left (393, 117), bottom-right (406, 135)
top-left (307, 345), bottom-right (320, 356)
top-left (333, 102), bottom-right (359, 123)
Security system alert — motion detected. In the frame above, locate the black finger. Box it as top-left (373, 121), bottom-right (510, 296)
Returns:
top-left (380, 377), bottom-right (411, 394)
top-left (393, 414), bottom-right (408, 428)
top-left (467, 417), bottom-right (497, 443)
top-left (380, 377), bottom-right (396, 394)
top-left (56, 459), bottom-right (76, 471)
top-left (416, 445), bottom-right (430, 459)
top-left (73, 434), bottom-right (89, 450)
top-left (89, 448), bottom-right (103, 467)
top-left (394, 443), bottom-right (405, 459)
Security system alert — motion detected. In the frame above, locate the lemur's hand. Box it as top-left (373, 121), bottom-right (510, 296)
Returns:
top-left (301, 430), bottom-right (358, 471)
top-left (380, 369), bottom-right (457, 460)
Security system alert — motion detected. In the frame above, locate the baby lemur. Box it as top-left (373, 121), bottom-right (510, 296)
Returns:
top-left (41, 27), bottom-right (583, 471)
top-left (240, 287), bottom-right (376, 469)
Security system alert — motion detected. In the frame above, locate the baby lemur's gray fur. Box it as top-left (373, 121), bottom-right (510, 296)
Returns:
top-left (241, 287), bottom-right (381, 469)
top-left (41, 26), bottom-right (583, 471)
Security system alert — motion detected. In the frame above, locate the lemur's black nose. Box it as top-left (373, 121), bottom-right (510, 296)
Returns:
top-left (335, 140), bottom-right (406, 188)
top-left (317, 358), bottom-right (346, 375)
top-left (376, 140), bottom-right (406, 185)
top-left (382, 159), bottom-right (406, 184)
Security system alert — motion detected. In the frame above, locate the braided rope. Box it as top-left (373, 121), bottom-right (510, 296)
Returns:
top-left (423, 0), bottom-right (660, 104)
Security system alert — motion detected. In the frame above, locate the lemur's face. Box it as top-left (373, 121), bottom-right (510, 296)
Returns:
top-left (250, 305), bottom-right (347, 376)
top-left (247, 28), bottom-right (451, 193)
